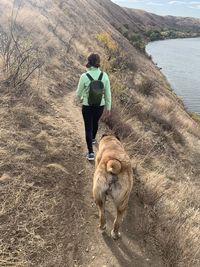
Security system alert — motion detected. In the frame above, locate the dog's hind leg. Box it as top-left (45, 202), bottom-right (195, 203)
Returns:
top-left (93, 188), bottom-right (106, 231)
top-left (111, 190), bottom-right (129, 240)
top-left (111, 206), bottom-right (126, 240)
top-left (98, 197), bottom-right (106, 231)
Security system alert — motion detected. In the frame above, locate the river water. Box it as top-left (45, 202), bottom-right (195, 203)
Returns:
top-left (146, 38), bottom-right (200, 114)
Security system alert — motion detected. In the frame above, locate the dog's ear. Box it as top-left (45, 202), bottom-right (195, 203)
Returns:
top-left (115, 134), bottom-right (121, 141)
top-left (101, 133), bottom-right (108, 139)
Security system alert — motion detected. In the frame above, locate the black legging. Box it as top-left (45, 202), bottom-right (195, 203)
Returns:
top-left (82, 105), bottom-right (104, 153)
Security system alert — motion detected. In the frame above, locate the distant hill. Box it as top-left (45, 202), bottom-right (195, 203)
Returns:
top-left (123, 7), bottom-right (200, 32)
top-left (84, 0), bottom-right (198, 30)
top-left (94, 0), bottom-right (200, 43)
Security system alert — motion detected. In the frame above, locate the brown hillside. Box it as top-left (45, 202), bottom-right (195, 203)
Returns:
top-left (0, 0), bottom-right (199, 266)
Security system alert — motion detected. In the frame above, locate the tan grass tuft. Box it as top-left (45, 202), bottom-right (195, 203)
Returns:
top-left (137, 169), bottom-right (200, 267)
top-left (153, 97), bottom-right (175, 114)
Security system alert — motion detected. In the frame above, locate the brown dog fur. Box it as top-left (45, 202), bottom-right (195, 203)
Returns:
top-left (93, 135), bottom-right (133, 239)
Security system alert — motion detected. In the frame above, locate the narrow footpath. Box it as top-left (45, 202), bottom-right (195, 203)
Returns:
top-left (61, 91), bottom-right (163, 267)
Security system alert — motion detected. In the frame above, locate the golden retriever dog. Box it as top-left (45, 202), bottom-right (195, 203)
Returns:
top-left (93, 134), bottom-right (133, 240)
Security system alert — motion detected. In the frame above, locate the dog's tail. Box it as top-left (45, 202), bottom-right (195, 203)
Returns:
top-left (107, 159), bottom-right (121, 175)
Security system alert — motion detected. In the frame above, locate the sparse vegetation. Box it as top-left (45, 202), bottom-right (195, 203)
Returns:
top-left (97, 31), bottom-right (137, 72)
top-left (0, 12), bottom-right (44, 87)
top-left (0, 0), bottom-right (200, 267)
top-left (102, 104), bottom-right (133, 139)
top-left (96, 31), bottom-right (117, 53)
top-left (104, 77), bottom-right (200, 266)
top-left (189, 112), bottom-right (200, 124)
top-left (136, 170), bottom-right (200, 267)
top-left (0, 80), bottom-right (86, 266)
top-left (117, 27), bottom-right (146, 52)
top-left (145, 28), bottom-right (200, 41)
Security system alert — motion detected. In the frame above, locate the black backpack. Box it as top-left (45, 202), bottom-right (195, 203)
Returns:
top-left (86, 72), bottom-right (104, 106)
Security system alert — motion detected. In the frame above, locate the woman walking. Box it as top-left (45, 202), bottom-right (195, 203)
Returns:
top-left (76, 53), bottom-right (111, 161)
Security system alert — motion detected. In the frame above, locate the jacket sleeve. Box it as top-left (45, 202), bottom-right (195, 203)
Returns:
top-left (76, 74), bottom-right (85, 99)
top-left (104, 73), bottom-right (112, 111)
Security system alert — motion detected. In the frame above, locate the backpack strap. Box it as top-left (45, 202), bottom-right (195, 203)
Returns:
top-left (98, 72), bottom-right (103, 81)
top-left (86, 73), bottom-right (94, 81)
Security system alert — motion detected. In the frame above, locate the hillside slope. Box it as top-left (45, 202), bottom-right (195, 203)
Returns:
top-left (123, 7), bottom-right (200, 32)
top-left (0, 0), bottom-right (200, 266)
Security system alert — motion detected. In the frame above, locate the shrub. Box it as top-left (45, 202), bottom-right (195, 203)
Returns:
top-left (138, 79), bottom-right (155, 96)
top-left (129, 33), bottom-right (141, 43)
top-left (0, 29), bottom-right (44, 87)
top-left (146, 29), bottom-right (164, 41)
top-left (123, 24), bottom-right (129, 30)
top-left (96, 32), bottom-right (123, 72)
top-left (122, 30), bottom-right (129, 39)
top-left (96, 32), bottom-right (117, 52)
top-left (134, 40), bottom-right (145, 52)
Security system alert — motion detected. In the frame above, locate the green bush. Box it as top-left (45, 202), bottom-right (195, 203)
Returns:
top-left (131, 33), bottom-right (141, 42)
top-left (134, 40), bottom-right (145, 52)
top-left (123, 24), bottom-right (129, 30)
top-left (149, 30), bottom-right (162, 41)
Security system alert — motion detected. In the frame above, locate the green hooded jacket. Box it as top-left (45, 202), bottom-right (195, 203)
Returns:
top-left (76, 67), bottom-right (111, 111)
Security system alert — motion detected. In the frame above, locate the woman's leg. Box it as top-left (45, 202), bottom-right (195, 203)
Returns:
top-left (82, 105), bottom-right (93, 153)
top-left (93, 106), bottom-right (104, 140)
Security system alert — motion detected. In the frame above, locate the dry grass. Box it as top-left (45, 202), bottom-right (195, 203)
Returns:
top-left (0, 176), bottom-right (60, 267)
top-left (1, 1), bottom-right (200, 266)
top-left (172, 113), bottom-right (200, 139)
top-left (0, 82), bottom-right (86, 266)
top-left (104, 74), bottom-right (200, 266)
top-left (104, 106), bottom-right (133, 139)
top-left (137, 79), bottom-right (156, 96)
top-left (134, 168), bottom-right (200, 267)
top-left (189, 112), bottom-right (200, 124)
top-left (153, 96), bottom-right (175, 114)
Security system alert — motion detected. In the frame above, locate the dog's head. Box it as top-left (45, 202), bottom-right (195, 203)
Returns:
top-left (101, 133), bottom-right (120, 141)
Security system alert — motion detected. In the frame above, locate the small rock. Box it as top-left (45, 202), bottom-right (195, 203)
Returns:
top-left (92, 256), bottom-right (95, 260)
top-left (0, 173), bottom-right (11, 182)
top-left (67, 243), bottom-right (74, 250)
top-left (78, 169), bottom-right (84, 175)
top-left (85, 247), bottom-right (89, 252)
top-left (91, 245), bottom-right (95, 251)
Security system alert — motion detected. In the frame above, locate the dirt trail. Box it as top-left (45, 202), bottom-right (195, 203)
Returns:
top-left (62, 91), bottom-right (163, 267)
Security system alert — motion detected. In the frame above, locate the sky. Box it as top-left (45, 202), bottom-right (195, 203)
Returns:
top-left (111, 0), bottom-right (200, 18)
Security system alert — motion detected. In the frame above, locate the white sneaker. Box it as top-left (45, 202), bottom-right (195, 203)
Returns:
top-left (87, 153), bottom-right (95, 161)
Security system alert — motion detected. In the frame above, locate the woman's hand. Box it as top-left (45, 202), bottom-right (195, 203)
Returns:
top-left (104, 109), bottom-right (111, 118)
top-left (101, 108), bottom-right (111, 121)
